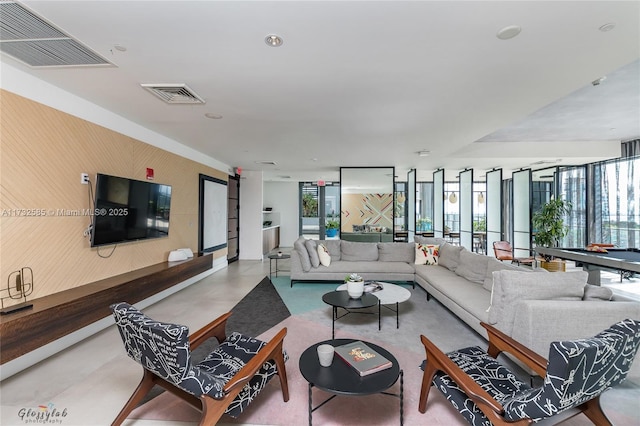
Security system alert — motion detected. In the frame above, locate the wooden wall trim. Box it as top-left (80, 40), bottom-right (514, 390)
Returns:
top-left (0, 255), bottom-right (212, 364)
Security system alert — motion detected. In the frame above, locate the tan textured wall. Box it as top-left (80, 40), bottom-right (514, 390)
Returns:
top-left (341, 193), bottom-right (394, 232)
top-left (0, 90), bottom-right (227, 303)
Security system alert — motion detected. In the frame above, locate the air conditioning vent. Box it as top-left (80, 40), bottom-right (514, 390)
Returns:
top-left (141, 83), bottom-right (206, 104)
top-left (0, 2), bottom-right (112, 67)
top-left (255, 161), bottom-right (278, 166)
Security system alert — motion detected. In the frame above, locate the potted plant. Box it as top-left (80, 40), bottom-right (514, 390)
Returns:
top-left (344, 273), bottom-right (364, 298)
top-left (532, 197), bottom-right (572, 271)
top-left (326, 218), bottom-right (339, 237)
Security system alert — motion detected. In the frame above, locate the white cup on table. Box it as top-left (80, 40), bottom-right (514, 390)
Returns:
top-left (317, 344), bottom-right (334, 367)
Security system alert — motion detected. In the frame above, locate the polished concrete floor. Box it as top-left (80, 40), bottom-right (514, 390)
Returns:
top-left (0, 258), bottom-right (273, 426)
top-left (1, 254), bottom-right (639, 426)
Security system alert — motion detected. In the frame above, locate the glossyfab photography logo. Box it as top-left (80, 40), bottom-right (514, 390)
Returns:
top-left (17, 403), bottom-right (68, 424)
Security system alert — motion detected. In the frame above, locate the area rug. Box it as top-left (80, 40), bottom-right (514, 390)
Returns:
top-left (136, 276), bottom-right (291, 405)
top-left (128, 276), bottom-right (639, 425)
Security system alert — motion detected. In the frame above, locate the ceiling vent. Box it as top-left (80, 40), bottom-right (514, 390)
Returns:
top-left (141, 83), bottom-right (206, 104)
top-left (255, 161), bottom-right (278, 166)
top-left (0, 2), bottom-right (112, 67)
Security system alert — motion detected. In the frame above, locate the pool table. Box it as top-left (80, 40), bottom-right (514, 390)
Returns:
top-left (535, 247), bottom-right (640, 285)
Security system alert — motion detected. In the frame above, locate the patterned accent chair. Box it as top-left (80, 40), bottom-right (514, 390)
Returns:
top-left (419, 319), bottom-right (640, 425)
top-left (110, 302), bottom-right (289, 426)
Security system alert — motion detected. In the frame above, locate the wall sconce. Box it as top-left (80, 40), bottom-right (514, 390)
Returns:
top-left (397, 193), bottom-right (406, 203)
top-left (478, 192), bottom-right (485, 204)
top-left (449, 192), bottom-right (458, 203)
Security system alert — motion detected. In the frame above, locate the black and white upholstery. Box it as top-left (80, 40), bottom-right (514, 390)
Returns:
top-left (419, 319), bottom-right (640, 426)
top-left (110, 302), bottom-right (289, 425)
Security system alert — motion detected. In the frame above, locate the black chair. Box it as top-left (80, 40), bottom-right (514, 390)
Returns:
top-left (110, 302), bottom-right (289, 426)
top-left (419, 319), bottom-right (640, 425)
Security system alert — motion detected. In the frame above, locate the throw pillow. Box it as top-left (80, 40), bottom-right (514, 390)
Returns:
top-left (415, 244), bottom-right (439, 265)
top-left (317, 243), bottom-right (331, 267)
top-left (583, 284), bottom-right (613, 301)
top-left (305, 239), bottom-right (320, 268)
top-left (454, 249), bottom-right (490, 284)
top-left (438, 243), bottom-right (464, 271)
top-left (294, 236), bottom-right (312, 272)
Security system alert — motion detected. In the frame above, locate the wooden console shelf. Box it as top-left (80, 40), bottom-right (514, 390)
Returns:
top-left (0, 254), bottom-right (212, 365)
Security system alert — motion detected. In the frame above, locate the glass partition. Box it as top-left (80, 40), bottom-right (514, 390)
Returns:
top-left (512, 169), bottom-right (532, 258)
top-left (340, 167), bottom-right (395, 238)
top-left (433, 169), bottom-right (444, 238)
top-left (485, 169), bottom-right (502, 257)
top-left (407, 169), bottom-right (416, 241)
top-left (558, 166), bottom-right (586, 247)
top-left (459, 169), bottom-right (473, 250)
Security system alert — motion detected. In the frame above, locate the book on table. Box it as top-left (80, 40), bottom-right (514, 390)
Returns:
top-left (334, 340), bottom-right (393, 376)
top-left (364, 281), bottom-right (383, 293)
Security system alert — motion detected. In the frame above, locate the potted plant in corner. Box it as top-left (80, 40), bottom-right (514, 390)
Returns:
top-left (532, 197), bottom-right (572, 271)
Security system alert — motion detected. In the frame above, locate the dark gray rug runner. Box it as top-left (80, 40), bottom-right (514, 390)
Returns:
top-left (139, 276), bottom-right (291, 405)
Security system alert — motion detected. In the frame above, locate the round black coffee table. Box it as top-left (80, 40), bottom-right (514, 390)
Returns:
top-left (299, 339), bottom-right (403, 425)
top-left (322, 290), bottom-right (378, 338)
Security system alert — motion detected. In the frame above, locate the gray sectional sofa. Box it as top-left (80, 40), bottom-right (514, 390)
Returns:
top-left (291, 236), bottom-right (640, 371)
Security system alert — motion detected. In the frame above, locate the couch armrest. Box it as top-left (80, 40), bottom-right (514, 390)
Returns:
top-left (509, 299), bottom-right (640, 357)
top-left (290, 249), bottom-right (303, 276)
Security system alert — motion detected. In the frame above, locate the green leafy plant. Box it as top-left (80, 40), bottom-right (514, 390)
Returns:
top-left (302, 193), bottom-right (318, 217)
top-left (345, 273), bottom-right (363, 282)
top-left (473, 217), bottom-right (486, 232)
top-left (326, 219), bottom-right (339, 230)
top-left (533, 198), bottom-right (572, 250)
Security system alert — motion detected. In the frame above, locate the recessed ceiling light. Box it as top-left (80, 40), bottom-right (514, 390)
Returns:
top-left (496, 25), bottom-right (522, 40)
top-left (113, 44), bottom-right (127, 52)
top-left (599, 23), bottom-right (616, 32)
top-left (204, 113), bottom-right (223, 119)
top-left (418, 150), bottom-right (430, 157)
top-left (265, 34), bottom-right (283, 47)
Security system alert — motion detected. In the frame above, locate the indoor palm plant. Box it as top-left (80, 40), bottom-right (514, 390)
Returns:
top-left (532, 197), bottom-right (572, 271)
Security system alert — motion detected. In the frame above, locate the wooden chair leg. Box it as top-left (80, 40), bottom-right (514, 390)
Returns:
top-left (418, 359), bottom-right (438, 413)
top-left (111, 370), bottom-right (156, 426)
top-left (199, 396), bottom-right (228, 426)
top-left (579, 396), bottom-right (612, 426)
top-left (274, 347), bottom-right (290, 402)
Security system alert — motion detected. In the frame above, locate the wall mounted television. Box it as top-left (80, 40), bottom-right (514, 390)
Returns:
top-left (91, 173), bottom-right (172, 247)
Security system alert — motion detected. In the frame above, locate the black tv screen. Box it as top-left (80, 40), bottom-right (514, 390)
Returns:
top-left (91, 173), bottom-right (172, 247)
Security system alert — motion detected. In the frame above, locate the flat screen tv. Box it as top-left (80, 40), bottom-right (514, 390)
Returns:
top-left (91, 173), bottom-right (172, 247)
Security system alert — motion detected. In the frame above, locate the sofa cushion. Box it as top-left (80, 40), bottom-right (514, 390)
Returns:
top-left (583, 284), bottom-right (613, 301)
top-left (294, 236), bottom-right (312, 272)
top-left (482, 258), bottom-right (522, 291)
top-left (414, 236), bottom-right (447, 246)
top-left (324, 240), bottom-right (342, 260)
top-left (454, 249), bottom-right (490, 284)
top-left (317, 243), bottom-right (331, 267)
top-left (305, 239), bottom-right (320, 268)
top-left (378, 242), bottom-right (414, 262)
top-left (341, 240), bottom-right (379, 261)
top-left (438, 243), bottom-right (464, 271)
top-left (415, 244), bottom-right (439, 265)
top-left (488, 270), bottom-right (587, 333)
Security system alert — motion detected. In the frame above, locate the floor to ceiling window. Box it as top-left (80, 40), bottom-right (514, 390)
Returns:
top-left (590, 157), bottom-right (640, 247)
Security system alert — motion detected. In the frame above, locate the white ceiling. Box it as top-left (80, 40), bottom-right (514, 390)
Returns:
top-left (2, 1), bottom-right (639, 182)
